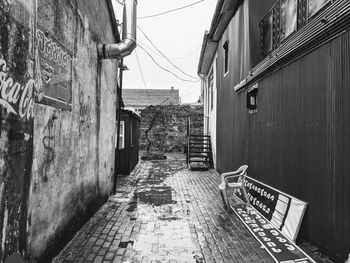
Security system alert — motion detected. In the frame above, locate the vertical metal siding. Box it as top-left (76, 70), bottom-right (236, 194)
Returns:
top-left (229, 31), bottom-right (350, 261)
top-left (214, 3), bottom-right (349, 259)
top-left (216, 2), bottom-right (251, 173)
top-left (333, 30), bottom-right (350, 260)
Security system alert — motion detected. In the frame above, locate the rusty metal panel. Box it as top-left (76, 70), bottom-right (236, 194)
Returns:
top-left (36, 26), bottom-right (73, 110)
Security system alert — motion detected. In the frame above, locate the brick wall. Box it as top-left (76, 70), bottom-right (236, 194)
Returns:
top-left (139, 104), bottom-right (203, 153)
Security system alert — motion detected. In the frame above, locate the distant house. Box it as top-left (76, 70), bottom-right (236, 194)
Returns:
top-left (123, 87), bottom-right (180, 113)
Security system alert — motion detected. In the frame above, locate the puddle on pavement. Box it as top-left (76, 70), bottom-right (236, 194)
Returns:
top-left (124, 191), bottom-right (202, 262)
top-left (118, 241), bottom-right (134, 248)
top-left (137, 186), bottom-right (177, 206)
top-left (122, 155), bottom-right (203, 262)
top-left (126, 185), bottom-right (177, 212)
top-left (124, 219), bottom-right (203, 262)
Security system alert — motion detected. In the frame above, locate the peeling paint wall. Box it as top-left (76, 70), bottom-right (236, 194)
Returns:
top-left (0, 0), bottom-right (119, 261)
top-left (0, 0), bottom-right (36, 261)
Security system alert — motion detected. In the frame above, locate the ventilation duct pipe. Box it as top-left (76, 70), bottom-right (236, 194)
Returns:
top-left (98, 0), bottom-right (137, 59)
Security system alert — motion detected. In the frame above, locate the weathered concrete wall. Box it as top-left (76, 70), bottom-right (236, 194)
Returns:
top-left (0, 0), bottom-right (119, 261)
top-left (0, 0), bottom-right (36, 261)
top-left (140, 105), bottom-right (203, 153)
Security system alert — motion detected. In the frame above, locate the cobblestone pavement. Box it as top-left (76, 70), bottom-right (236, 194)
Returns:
top-left (53, 153), bottom-right (272, 263)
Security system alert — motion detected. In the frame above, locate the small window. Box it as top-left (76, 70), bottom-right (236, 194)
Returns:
top-left (281, 0), bottom-right (298, 41)
top-left (116, 121), bottom-right (125, 149)
top-left (223, 41), bottom-right (229, 75)
top-left (247, 84), bottom-right (258, 114)
top-left (307, 0), bottom-right (330, 18)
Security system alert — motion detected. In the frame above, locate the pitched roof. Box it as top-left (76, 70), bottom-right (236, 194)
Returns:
top-left (198, 0), bottom-right (241, 75)
top-left (122, 88), bottom-right (180, 107)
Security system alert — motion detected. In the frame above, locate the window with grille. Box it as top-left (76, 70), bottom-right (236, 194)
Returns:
top-left (308, 0), bottom-right (330, 18)
top-left (259, 0), bottom-right (332, 59)
top-left (281, 0), bottom-right (298, 41)
top-left (260, 11), bottom-right (273, 57)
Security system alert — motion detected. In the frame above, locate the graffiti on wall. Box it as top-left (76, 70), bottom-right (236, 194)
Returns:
top-left (40, 114), bottom-right (57, 182)
top-left (36, 27), bottom-right (72, 110)
top-left (79, 89), bottom-right (91, 135)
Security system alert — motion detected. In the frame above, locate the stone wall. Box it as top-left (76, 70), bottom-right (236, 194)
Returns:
top-left (0, 0), bottom-right (119, 261)
top-left (140, 104), bottom-right (203, 153)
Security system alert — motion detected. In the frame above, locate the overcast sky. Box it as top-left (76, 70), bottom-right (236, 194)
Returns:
top-left (113, 0), bottom-right (217, 103)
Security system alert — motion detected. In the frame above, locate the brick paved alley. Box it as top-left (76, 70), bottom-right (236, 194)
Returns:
top-left (53, 154), bottom-right (272, 263)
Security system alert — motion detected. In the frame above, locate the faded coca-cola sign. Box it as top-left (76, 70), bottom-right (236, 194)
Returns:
top-left (0, 58), bottom-right (34, 120)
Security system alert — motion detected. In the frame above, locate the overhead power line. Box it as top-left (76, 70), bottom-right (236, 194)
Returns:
top-left (137, 26), bottom-right (199, 80)
top-left (135, 50), bottom-right (148, 89)
top-left (181, 80), bottom-right (200, 97)
top-left (135, 50), bottom-right (151, 100)
top-left (138, 0), bottom-right (205, 19)
top-left (137, 39), bottom-right (163, 58)
top-left (182, 86), bottom-right (201, 98)
top-left (137, 44), bottom-right (198, 83)
top-left (170, 44), bottom-right (202, 60)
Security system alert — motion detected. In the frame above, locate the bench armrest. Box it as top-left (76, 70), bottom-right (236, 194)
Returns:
top-left (220, 165), bottom-right (248, 186)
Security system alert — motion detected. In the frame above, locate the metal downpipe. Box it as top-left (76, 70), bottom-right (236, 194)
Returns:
top-left (98, 0), bottom-right (137, 59)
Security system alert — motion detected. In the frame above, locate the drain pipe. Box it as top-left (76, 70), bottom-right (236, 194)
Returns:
top-left (98, 0), bottom-right (137, 59)
top-left (98, 0), bottom-right (137, 193)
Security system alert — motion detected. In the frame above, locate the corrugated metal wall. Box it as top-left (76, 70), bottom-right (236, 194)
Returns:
top-left (216, 1), bottom-right (251, 173)
top-left (219, 30), bottom-right (350, 261)
top-left (332, 30), bottom-right (350, 261)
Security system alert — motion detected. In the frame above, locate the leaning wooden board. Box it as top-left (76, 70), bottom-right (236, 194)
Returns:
top-left (232, 205), bottom-right (315, 263)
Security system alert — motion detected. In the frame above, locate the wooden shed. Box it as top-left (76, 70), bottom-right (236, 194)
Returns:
top-left (115, 109), bottom-right (140, 175)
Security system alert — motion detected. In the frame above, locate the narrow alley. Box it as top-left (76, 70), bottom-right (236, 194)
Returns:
top-left (52, 154), bottom-right (272, 263)
top-left (1, 0), bottom-right (349, 262)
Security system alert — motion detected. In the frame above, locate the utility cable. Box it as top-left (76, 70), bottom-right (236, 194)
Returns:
top-left (181, 80), bottom-right (201, 97)
top-left (135, 50), bottom-right (148, 90)
top-left (138, 0), bottom-right (205, 19)
top-left (138, 26), bottom-right (199, 80)
top-left (135, 50), bottom-right (151, 100)
top-left (137, 44), bottom-right (198, 83)
top-left (137, 39), bottom-right (162, 58)
top-left (169, 44), bottom-right (202, 60)
top-left (182, 85), bottom-right (201, 98)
